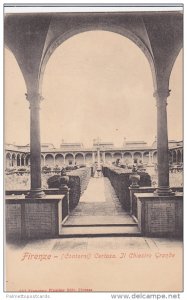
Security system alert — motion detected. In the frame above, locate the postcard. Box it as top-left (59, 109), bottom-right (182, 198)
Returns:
top-left (4, 3), bottom-right (183, 294)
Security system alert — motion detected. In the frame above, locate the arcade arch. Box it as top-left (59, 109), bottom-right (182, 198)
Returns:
top-left (65, 153), bottom-right (74, 166)
top-left (55, 153), bottom-right (64, 167)
top-left (6, 152), bottom-right (12, 168)
top-left (45, 154), bottom-right (55, 167)
top-left (75, 153), bottom-right (85, 165)
top-left (85, 153), bottom-right (92, 165)
top-left (105, 153), bottom-right (113, 164)
top-left (123, 152), bottom-right (133, 164)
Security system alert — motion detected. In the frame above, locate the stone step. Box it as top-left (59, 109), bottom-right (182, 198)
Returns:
top-left (59, 225), bottom-right (141, 237)
top-left (64, 215), bottom-right (136, 226)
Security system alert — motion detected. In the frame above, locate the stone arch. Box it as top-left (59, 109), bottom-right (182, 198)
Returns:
top-left (113, 152), bottom-right (122, 163)
top-left (25, 154), bottom-right (30, 166)
top-left (5, 47), bottom-right (27, 93)
top-left (11, 153), bottom-right (17, 167)
top-left (173, 150), bottom-right (177, 163)
top-left (55, 153), bottom-right (64, 167)
top-left (75, 153), bottom-right (85, 165)
top-left (85, 153), bottom-right (92, 165)
top-left (177, 149), bottom-right (182, 163)
top-left (21, 154), bottom-right (25, 166)
top-left (39, 26), bottom-right (156, 92)
top-left (123, 152), bottom-right (133, 164)
top-left (133, 152), bottom-right (142, 163)
top-left (5, 152), bottom-right (12, 168)
top-left (143, 151), bottom-right (149, 164)
top-left (65, 153), bottom-right (74, 166)
top-left (16, 153), bottom-right (21, 167)
top-left (45, 154), bottom-right (55, 167)
top-left (169, 49), bottom-right (183, 90)
top-left (105, 152), bottom-right (113, 164)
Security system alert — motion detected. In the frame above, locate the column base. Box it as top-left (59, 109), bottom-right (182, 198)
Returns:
top-left (25, 188), bottom-right (45, 199)
top-left (154, 186), bottom-right (175, 196)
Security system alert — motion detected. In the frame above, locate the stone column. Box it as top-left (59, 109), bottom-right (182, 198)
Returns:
top-left (43, 155), bottom-right (46, 167)
top-left (18, 155), bottom-right (21, 167)
top-left (131, 152), bottom-right (134, 164)
top-left (97, 147), bottom-right (100, 167)
top-left (148, 152), bottom-right (151, 164)
top-left (26, 92), bottom-right (45, 198)
top-left (83, 154), bottom-right (86, 165)
top-left (121, 153), bottom-right (124, 164)
top-left (154, 89), bottom-right (173, 195)
top-left (92, 152), bottom-right (95, 164)
top-left (102, 152), bottom-right (106, 164)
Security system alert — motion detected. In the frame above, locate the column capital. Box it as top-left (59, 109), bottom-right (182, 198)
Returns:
top-left (153, 89), bottom-right (171, 99)
top-left (154, 89), bottom-right (171, 107)
top-left (25, 92), bottom-right (44, 109)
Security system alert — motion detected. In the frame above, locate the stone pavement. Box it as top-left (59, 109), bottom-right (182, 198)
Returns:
top-left (65, 176), bottom-right (135, 226)
top-left (60, 176), bottom-right (140, 236)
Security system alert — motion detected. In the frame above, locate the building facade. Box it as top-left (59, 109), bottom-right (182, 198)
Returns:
top-left (5, 139), bottom-right (183, 169)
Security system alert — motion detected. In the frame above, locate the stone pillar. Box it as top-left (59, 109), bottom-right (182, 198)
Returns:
top-left (131, 152), bottom-right (134, 164)
top-left (154, 89), bottom-right (173, 195)
top-left (98, 148), bottom-right (101, 167)
top-left (148, 152), bottom-right (151, 164)
top-left (102, 152), bottom-right (106, 164)
top-left (141, 152), bottom-right (144, 163)
top-left (92, 152), bottom-right (95, 164)
top-left (26, 92), bottom-right (45, 198)
top-left (83, 154), bottom-right (86, 165)
top-left (18, 155), bottom-right (21, 167)
top-left (43, 155), bottom-right (46, 167)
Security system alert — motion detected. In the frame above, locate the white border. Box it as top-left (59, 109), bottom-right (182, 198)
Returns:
top-left (4, 5), bottom-right (183, 13)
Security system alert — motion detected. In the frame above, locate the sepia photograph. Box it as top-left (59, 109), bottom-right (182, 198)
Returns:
top-left (4, 3), bottom-right (183, 293)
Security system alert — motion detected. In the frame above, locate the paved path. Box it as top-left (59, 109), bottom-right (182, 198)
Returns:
top-left (65, 176), bottom-right (135, 226)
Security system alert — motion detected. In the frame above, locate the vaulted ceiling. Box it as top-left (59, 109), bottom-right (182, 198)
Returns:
top-left (4, 11), bottom-right (183, 92)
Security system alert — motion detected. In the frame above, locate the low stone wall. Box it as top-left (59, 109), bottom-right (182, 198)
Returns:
top-left (103, 166), bottom-right (151, 211)
top-left (6, 195), bottom-right (64, 240)
top-left (135, 193), bottom-right (183, 238)
top-left (129, 186), bottom-right (183, 219)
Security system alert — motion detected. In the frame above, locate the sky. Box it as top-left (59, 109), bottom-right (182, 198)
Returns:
top-left (5, 30), bottom-right (183, 148)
